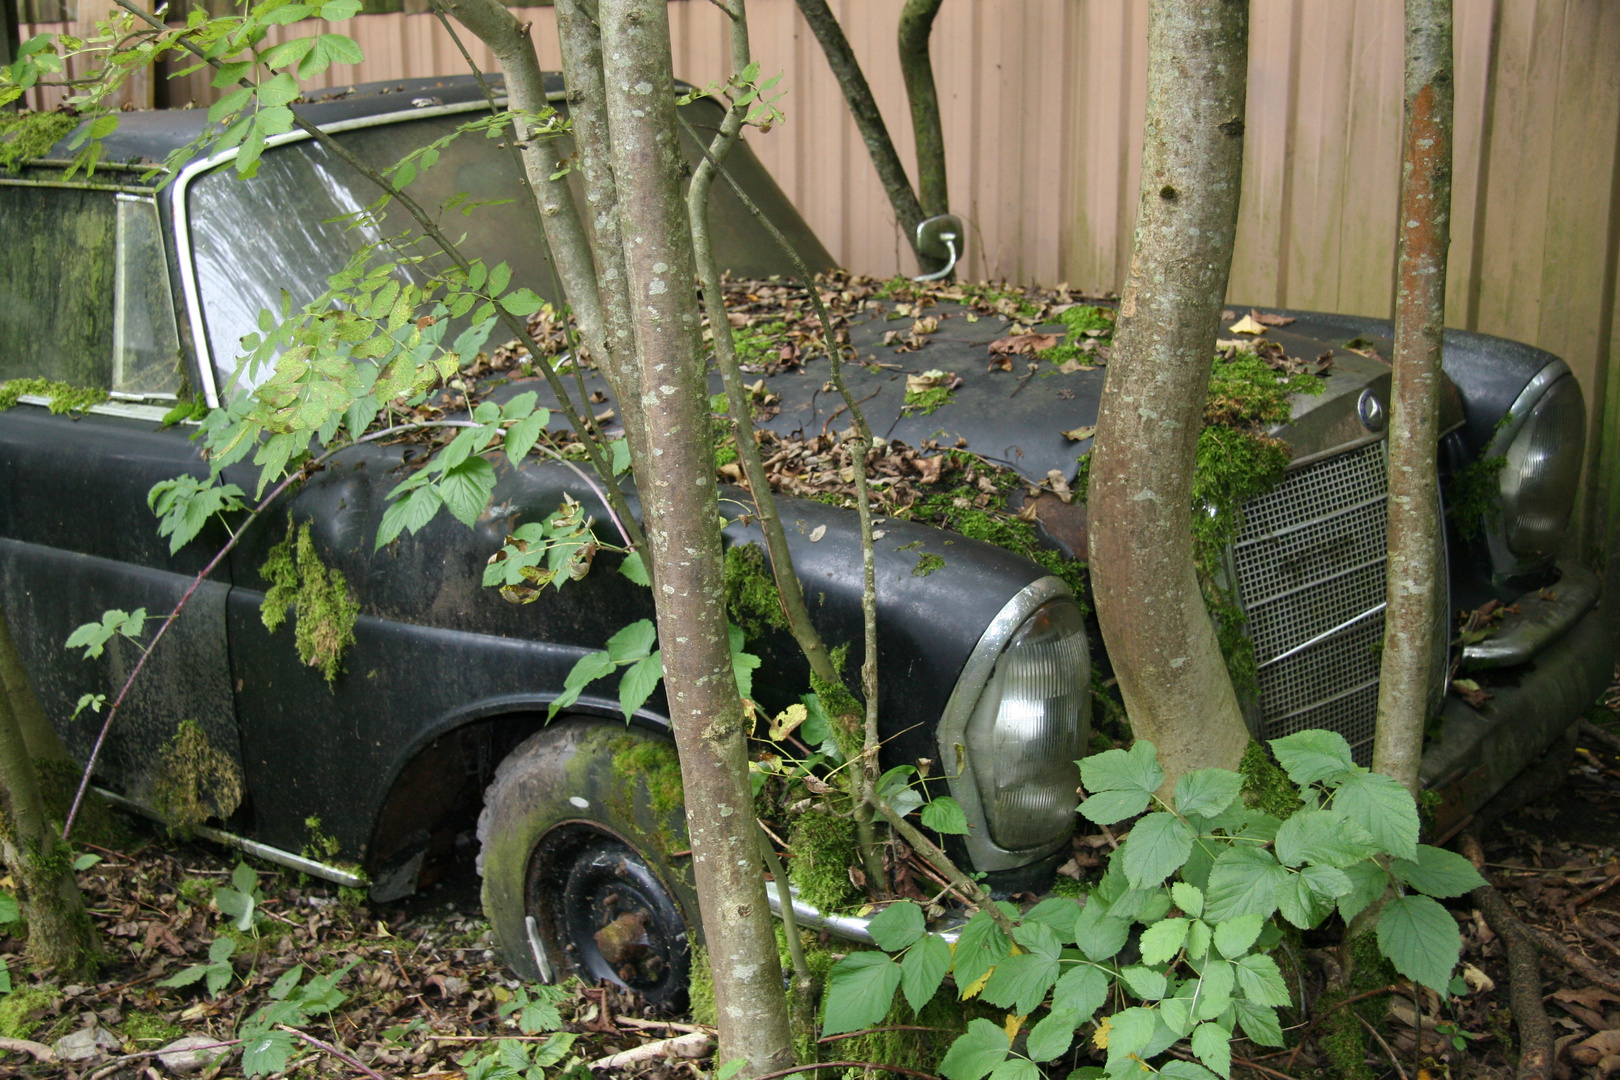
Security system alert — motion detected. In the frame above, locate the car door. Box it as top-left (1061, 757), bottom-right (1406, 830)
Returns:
top-left (0, 179), bottom-right (242, 805)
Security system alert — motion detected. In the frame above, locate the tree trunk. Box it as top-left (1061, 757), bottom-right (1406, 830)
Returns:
top-left (1373, 0), bottom-right (1452, 796)
top-left (792, 0), bottom-right (939, 273)
top-left (896, 0), bottom-right (947, 219)
top-left (0, 619), bottom-right (98, 977)
top-left (1087, 0), bottom-right (1252, 790)
top-left (597, 1), bottom-right (795, 1072)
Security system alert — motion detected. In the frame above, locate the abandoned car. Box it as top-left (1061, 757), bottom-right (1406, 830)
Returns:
top-left (0, 75), bottom-right (1612, 1005)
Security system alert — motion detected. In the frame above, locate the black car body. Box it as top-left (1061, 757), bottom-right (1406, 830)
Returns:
top-left (1, 75), bottom-right (1612, 997)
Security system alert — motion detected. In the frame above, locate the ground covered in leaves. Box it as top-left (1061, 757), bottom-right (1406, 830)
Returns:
top-left (3, 695), bottom-right (1618, 1080)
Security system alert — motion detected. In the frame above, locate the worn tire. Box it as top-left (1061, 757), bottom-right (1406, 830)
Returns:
top-left (477, 720), bottom-right (696, 1006)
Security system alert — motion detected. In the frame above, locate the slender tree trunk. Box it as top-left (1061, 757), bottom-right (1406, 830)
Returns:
top-left (897, 0), bottom-right (947, 219)
top-left (0, 605), bottom-right (66, 765)
top-left (1373, 0), bottom-right (1452, 796)
top-left (792, 0), bottom-right (940, 273)
top-left (1087, 0), bottom-right (1252, 790)
top-left (0, 627), bottom-right (98, 977)
top-left (554, 0), bottom-right (651, 470)
top-left (685, 3), bottom-right (840, 691)
top-left (444, 0), bottom-right (611, 372)
top-left (598, 1), bottom-right (795, 1072)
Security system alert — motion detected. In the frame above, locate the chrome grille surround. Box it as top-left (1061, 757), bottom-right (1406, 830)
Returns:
top-left (1231, 441), bottom-right (1394, 763)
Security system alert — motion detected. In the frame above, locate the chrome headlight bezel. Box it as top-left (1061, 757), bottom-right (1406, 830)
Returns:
top-left (1482, 361), bottom-right (1586, 579)
top-left (936, 577), bottom-right (1090, 873)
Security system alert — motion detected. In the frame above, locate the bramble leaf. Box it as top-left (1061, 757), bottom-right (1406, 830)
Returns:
top-left (1140, 917), bottom-right (1190, 965)
top-left (1333, 770), bottom-right (1420, 861)
top-left (822, 952), bottom-right (902, 1036)
top-left (1377, 893), bottom-right (1461, 992)
top-left (1273, 808), bottom-right (1379, 868)
top-left (869, 901), bottom-right (926, 952)
top-left (1390, 845), bottom-right (1487, 898)
top-left (1268, 729), bottom-right (1356, 786)
top-left (900, 932), bottom-right (952, 1013)
top-left (1121, 811), bottom-right (1194, 889)
top-left (1174, 768), bottom-right (1243, 819)
top-left (1080, 739), bottom-right (1164, 796)
top-left (938, 1018), bottom-right (1011, 1080)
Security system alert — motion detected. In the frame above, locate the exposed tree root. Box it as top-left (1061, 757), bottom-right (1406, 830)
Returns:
top-left (1578, 716), bottom-right (1620, 756)
top-left (1461, 833), bottom-right (1553, 1080)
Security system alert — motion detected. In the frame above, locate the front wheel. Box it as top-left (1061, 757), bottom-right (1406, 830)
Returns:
top-left (477, 720), bottom-right (696, 1007)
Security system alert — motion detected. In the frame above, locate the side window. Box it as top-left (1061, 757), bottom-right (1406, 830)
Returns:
top-left (0, 184), bottom-right (117, 385)
top-left (112, 195), bottom-right (183, 397)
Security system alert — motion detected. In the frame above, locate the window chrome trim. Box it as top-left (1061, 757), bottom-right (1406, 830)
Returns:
top-left (935, 575), bottom-right (1082, 873)
top-left (169, 92), bottom-right (571, 407)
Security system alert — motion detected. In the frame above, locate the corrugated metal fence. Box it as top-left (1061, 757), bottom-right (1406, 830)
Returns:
top-left (19, 0), bottom-right (1620, 548)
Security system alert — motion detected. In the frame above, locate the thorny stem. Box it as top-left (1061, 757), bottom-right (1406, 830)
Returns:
top-left (108, 0), bottom-right (645, 559)
top-left (678, 113), bottom-right (891, 893)
top-left (62, 418), bottom-right (613, 839)
top-left (277, 1026), bottom-right (388, 1080)
top-left (684, 3), bottom-right (839, 692)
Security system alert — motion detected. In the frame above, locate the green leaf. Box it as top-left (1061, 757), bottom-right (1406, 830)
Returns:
top-left (1173, 882), bottom-right (1204, 919)
top-left (1077, 787), bottom-right (1151, 825)
top-left (609, 437), bottom-right (632, 476)
top-left (500, 288), bottom-right (548, 317)
top-left (1187, 918), bottom-right (1212, 960)
top-left (870, 901), bottom-right (927, 952)
top-left (921, 796), bottom-right (970, 835)
top-left (1203, 844), bottom-right (1287, 922)
top-left (1072, 902), bottom-right (1129, 961)
top-left (1025, 1005), bottom-right (1078, 1062)
top-left (208, 85), bottom-right (252, 123)
top-left (1189, 1023), bottom-right (1232, 1079)
top-left (1333, 770), bottom-right (1420, 861)
top-left (981, 950), bottom-right (1059, 1017)
top-left (617, 652), bottom-right (662, 721)
top-left (822, 951), bottom-right (902, 1036)
top-left (1277, 868), bottom-right (1341, 929)
top-left (1233, 953), bottom-right (1291, 1007)
top-left (1273, 808), bottom-right (1379, 868)
top-left (1212, 913), bottom-right (1263, 959)
top-left (319, 32), bottom-right (363, 64)
top-left (439, 457), bottom-right (497, 527)
top-left (1139, 917), bottom-right (1189, 965)
top-left (1390, 845), bottom-right (1487, 898)
top-left (0, 890), bottom-right (17, 924)
top-left (487, 261), bottom-right (513, 297)
top-left (1377, 893), bottom-right (1461, 992)
top-left (71, 852), bottom-right (102, 871)
top-left (376, 484), bottom-right (442, 548)
top-left (1337, 859), bottom-right (1390, 923)
top-left (1022, 896), bottom-right (1081, 937)
top-left (900, 932), bottom-right (952, 1012)
top-left (1233, 1000), bottom-right (1283, 1047)
top-left (619, 551), bottom-right (650, 586)
top-left (1051, 963), bottom-right (1108, 1023)
top-left (549, 650), bottom-right (617, 720)
top-left (1174, 768), bottom-right (1243, 819)
top-left (530, 1031), bottom-right (577, 1068)
top-left (1080, 739), bottom-right (1163, 794)
top-left (1119, 965), bottom-right (1167, 1001)
top-left (502, 413), bottom-right (546, 466)
top-left (1121, 812), bottom-right (1194, 889)
top-left (951, 907), bottom-right (1012, 997)
top-left (242, 1029), bottom-right (297, 1078)
top-left (938, 1018), bottom-right (1011, 1080)
top-left (1268, 729), bottom-right (1356, 786)
top-left (261, 36), bottom-right (314, 70)
top-left (986, 1059), bottom-right (1039, 1080)
top-left (1102, 1006), bottom-right (1158, 1074)
top-left (606, 619), bottom-right (657, 663)
top-left (157, 963), bottom-right (211, 988)
top-left (1194, 957), bottom-right (1234, 1019)
top-left (256, 72), bottom-right (301, 108)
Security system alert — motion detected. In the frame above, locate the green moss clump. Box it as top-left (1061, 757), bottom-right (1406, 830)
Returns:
top-left (0, 111), bottom-right (79, 173)
top-left (903, 384), bottom-right (955, 415)
top-left (687, 943), bottom-right (716, 1027)
top-left (1038, 304), bottom-right (1116, 365)
top-left (0, 986), bottom-right (60, 1040)
top-left (732, 319), bottom-right (788, 367)
top-left (1446, 455), bottom-right (1506, 541)
top-left (151, 720), bottom-right (243, 837)
top-left (31, 758), bottom-right (124, 848)
top-left (260, 519), bottom-right (360, 685)
top-left (724, 542), bottom-right (786, 639)
top-left (1190, 425), bottom-right (1294, 567)
top-left (787, 811), bottom-right (860, 914)
top-left (0, 377), bottom-right (109, 414)
top-left (1048, 874), bottom-right (1088, 900)
top-left (121, 1010), bottom-right (183, 1045)
top-left (1239, 740), bottom-right (1304, 820)
top-left (1074, 451), bottom-right (1092, 504)
top-left (713, 439), bottom-right (739, 469)
top-left (609, 737), bottom-right (684, 819)
top-left (1313, 929), bottom-right (1400, 1080)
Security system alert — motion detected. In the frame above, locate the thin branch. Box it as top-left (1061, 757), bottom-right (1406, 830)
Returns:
top-left (750, 1062), bottom-right (940, 1080)
top-left (873, 799), bottom-right (1012, 934)
top-left (1355, 1013), bottom-right (1409, 1080)
top-left (277, 1026), bottom-right (388, 1080)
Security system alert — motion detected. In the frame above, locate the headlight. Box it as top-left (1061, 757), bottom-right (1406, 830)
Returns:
top-left (938, 578), bottom-right (1090, 870)
top-left (1488, 365), bottom-right (1585, 575)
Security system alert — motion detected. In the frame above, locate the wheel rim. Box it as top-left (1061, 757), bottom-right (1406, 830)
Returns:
top-left (527, 825), bottom-right (689, 1005)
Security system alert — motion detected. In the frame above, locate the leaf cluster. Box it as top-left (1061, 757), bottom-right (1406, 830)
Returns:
top-left (821, 730), bottom-right (1486, 1080)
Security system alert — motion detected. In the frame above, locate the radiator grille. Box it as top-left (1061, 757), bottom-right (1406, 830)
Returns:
top-left (1231, 441), bottom-right (1391, 763)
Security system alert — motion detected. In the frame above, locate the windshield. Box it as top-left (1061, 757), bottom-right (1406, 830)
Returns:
top-left (187, 111), bottom-right (564, 396)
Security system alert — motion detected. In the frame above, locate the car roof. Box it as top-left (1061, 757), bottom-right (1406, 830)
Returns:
top-left (49, 72), bottom-right (562, 167)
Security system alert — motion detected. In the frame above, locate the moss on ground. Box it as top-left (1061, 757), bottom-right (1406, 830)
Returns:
top-left (1037, 304), bottom-right (1116, 365)
top-left (724, 542), bottom-right (786, 639)
top-left (260, 519), bottom-right (359, 685)
top-left (151, 720), bottom-right (243, 837)
top-left (0, 985), bottom-right (60, 1040)
top-left (787, 811), bottom-right (860, 914)
top-left (120, 1010), bottom-right (183, 1046)
top-left (0, 111), bottom-right (79, 172)
top-left (0, 378), bottom-right (109, 414)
